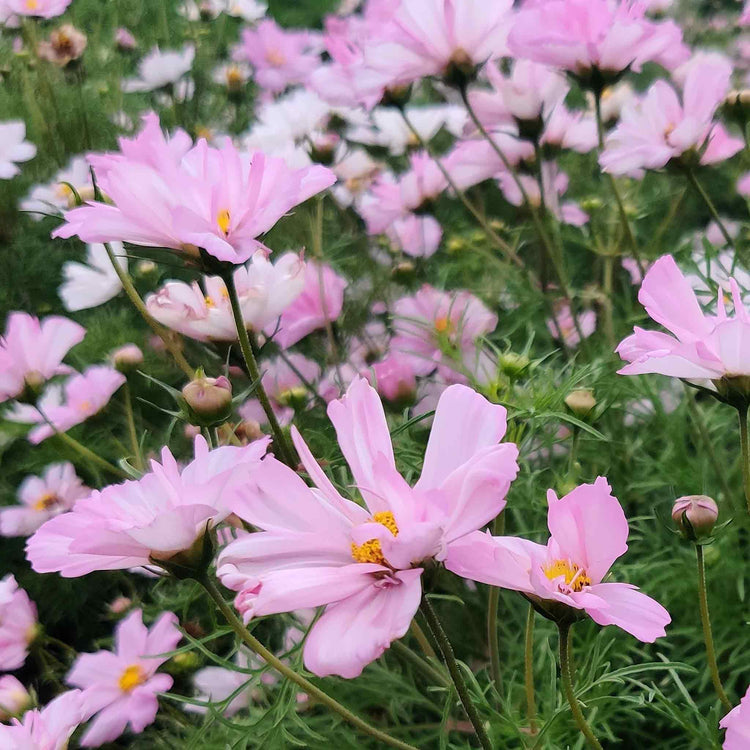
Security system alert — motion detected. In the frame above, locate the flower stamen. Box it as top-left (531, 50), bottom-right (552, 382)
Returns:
top-left (543, 559), bottom-right (591, 592)
top-left (351, 511), bottom-right (399, 565)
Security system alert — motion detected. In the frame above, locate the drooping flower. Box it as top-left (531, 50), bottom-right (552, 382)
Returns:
top-left (5, 0), bottom-right (72, 19)
top-left (0, 462), bottom-right (89, 537)
top-left (53, 113), bottom-right (336, 264)
top-left (0, 575), bottom-right (38, 671)
top-left (600, 57), bottom-right (743, 175)
top-left (26, 435), bottom-right (269, 576)
top-left (218, 378), bottom-right (518, 677)
top-left (0, 312), bottom-right (85, 404)
top-left (0, 676), bottom-right (31, 720)
top-left (66, 609), bottom-right (181, 747)
top-left (59, 242), bottom-right (126, 312)
top-left (122, 45), bottom-right (195, 92)
top-left (446, 478), bottom-right (671, 642)
top-left (722, 685), bottom-right (750, 749)
top-left (0, 690), bottom-right (84, 750)
top-left (146, 251), bottom-right (305, 342)
top-left (0, 121), bottom-right (36, 179)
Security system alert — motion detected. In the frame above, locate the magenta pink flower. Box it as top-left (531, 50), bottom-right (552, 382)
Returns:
top-left (0, 462), bottom-right (89, 537)
top-left (386, 214), bottom-right (442, 258)
top-left (6, 0), bottom-right (71, 19)
top-left (272, 261), bottom-right (347, 348)
top-left (0, 575), bottom-right (38, 670)
top-left (0, 689), bottom-right (84, 750)
top-left (218, 378), bottom-right (518, 677)
top-left (600, 57), bottom-right (743, 175)
top-left (616, 254), bottom-right (750, 389)
top-left (371, 354), bottom-right (418, 403)
top-left (53, 113), bottom-right (336, 264)
top-left (446, 478), bottom-right (671, 641)
top-left (26, 436), bottom-right (269, 576)
top-left (232, 19), bottom-right (320, 95)
top-left (509, 0), bottom-right (688, 83)
top-left (0, 312), bottom-right (85, 403)
top-left (722, 685), bottom-right (750, 749)
top-left (67, 609), bottom-right (180, 746)
top-left (547, 301), bottom-right (597, 348)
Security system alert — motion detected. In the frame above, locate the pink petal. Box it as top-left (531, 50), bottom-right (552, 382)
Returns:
top-left (585, 582), bottom-right (670, 642)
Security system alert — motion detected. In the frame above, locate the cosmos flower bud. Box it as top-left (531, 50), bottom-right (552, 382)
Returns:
top-left (0, 676), bottom-right (31, 721)
top-left (443, 48), bottom-right (478, 88)
top-left (499, 352), bottom-right (531, 379)
top-left (109, 344), bottom-right (144, 374)
top-left (181, 375), bottom-right (233, 427)
top-left (564, 388), bottom-right (596, 417)
top-left (672, 495), bottom-right (718, 541)
top-left (108, 596), bottom-right (132, 615)
top-left (115, 27), bottom-right (137, 51)
top-left (235, 419), bottom-right (265, 443)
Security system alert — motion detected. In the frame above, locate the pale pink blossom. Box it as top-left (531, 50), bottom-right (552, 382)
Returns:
top-left (738, 172), bottom-right (750, 197)
top-left (21, 154), bottom-right (91, 219)
top-left (67, 609), bottom-right (180, 746)
top-left (540, 106), bottom-right (598, 153)
top-left (146, 251), bottom-right (305, 342)
top-left (446, 478), bottom-right (671, 642)
top-left (547, 302), bottom-right (597, 348)
top-left (218, 378), bottom-right (518, 677)
top-left (59, 242), bottom-right (126, 312)
top-left (122, 46), bottom-right (194, 93)
top-left (0, 462), bottom-right (89, 537)
top-left (53, 113), bottom-right (336, 264)
top-left (0, 312), bottom-right (85, 404)
top-left (0, 575), bottom-right (38, 670)
top-left (115, 27), bottom-right (137, 51)
top-left (0, 121), bottom-right (36, 179)
top-left (272, 261), bottom-right (347, 348)
top-left (26, 435), bottom-right (269, 576)
top-left (6, 0), bottom-right (71, 19)
top-left (371, 354), bottom-right (417, 403)
top-left (330, 147), bottom-right (382, 208)
top-left (386, 214), bottom-right (442, 258)
top-left (0, 676), bottom-right (31, 720)
top-left (722, 685), bottom-right (750, 749)
top-left (0, 690), bottom-right (84, 750)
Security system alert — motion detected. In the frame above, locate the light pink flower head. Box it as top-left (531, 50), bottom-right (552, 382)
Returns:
top-left (6, 0), bottom-right (71, 19)
top-left (616, 254), bottom-right (750, 393)
top-left (26, 435), bottom-right (270, 576)
top-left (0, 311), bottom-right (85, 403)
top-left (371, 353), bottom-right (418, 403)
top-left (600, 57), bottom-right (743, 176)
top-left (0, 121), bottom-right (36, 179)
top-left (392, 284), bottom-right (498, 383)
top-left (446, 478), bottom-right (671, 642)
top-left (232, 19), bottom-right (320, 95)
top-left (722, 685), bottom-right (750, 749)
top-left (272, 261), bottom-right (347, 348)
top-left (122, 45), bottom-right (194, 92)
top-left (66, 609), bottom-right (180, 747)
top-left (0, 575), bottom-right (38, 671)
top-left (146, 251), bottom-right (305, 342)
top-left (0, 462), bottom-right (89, 537)
top-left (547, 301), bottom-right (597, 348)
top-left (0, 689), bottom-right (84, 750)
top-left (218, 378), bottom-right (518, 677)
top-left (509, 0), bottom-right (689, 83)
top-left (115, 27), bottom-right (137, 50)
top-left (0, 675), bottom-right (31, 720)
top-left (53, 113), bottom-right (336, 265)
top-left (386, 214), bottom-right (442, 258)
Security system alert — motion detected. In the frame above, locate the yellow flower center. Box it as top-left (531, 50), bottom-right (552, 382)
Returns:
top-left (543, 560), bottom-right (591, 592)
top-left (266, 49), bottom-right (286, 66)
top-left (226, 66), bottom-right (243, 86)
top-left (351, 511), bottom-right (399, 565)
top-left (26, 0), bottom-right (39, 9)
top-left (434, 316), bottom-right (453, 335)
top-left (217, 209), bottom-right (231, 235)
top-left (78, 400), bottom-right (92, 413)
top-left (33, 492), bottom-right (58, 512)
top-left (204, 295), bottom-right (215, 308)
top-left (118, 664), bottom-right (147, 693)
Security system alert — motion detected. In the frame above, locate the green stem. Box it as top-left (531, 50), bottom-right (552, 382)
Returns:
top-left (420, 597), bottom-right (493, 750)
top-left (123, 383), bottom-right (143, 472)
top-left (558, 622), bottom-right (602, 750)
top-left (695, 544), bottom-right (732, 711)
top-left (739, 406), bottom-right (750, 517)
top-left (410, 619), bottom-right (438, 661)
top-left (487, 587), bottom-right (501, 695)
top-left (391, 640), bottom-right (449, 688)
top-left (524, 603), bottom-right (537, 736)
top-left (199, 577), bottom-right (418, 750)
top-left (56, 431), bottom-right (128, 480)
top-left (222, 271), bottom-right (296, 467)
top-left (686, 168), bottom-right (736, 250)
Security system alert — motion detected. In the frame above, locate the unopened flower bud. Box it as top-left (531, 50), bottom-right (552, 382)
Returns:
top-left (0, 676), bottom-right (31, 721)
top-left (672, 495), bottom-right (718, 541)
top-left (136, 260), bottom-right (157, 277)
top-left (110, 344), bottom-right (143, 374)
top-left (564, 388), bottom-right (596, 417)
top-left (307, 133), bottom-right (340, 166)
top-left (236, 419), bottom-right (264, 443)
top-left (380, 84), bottom-right (412, 109)
top-left (108, 596), bottom-right (132, 614)
top-left (182, 375), bottom-right (233, 426)
top-left (499, 352), bottom-right (531, 379)
top-left (115, 27), bottom-right (137, 51)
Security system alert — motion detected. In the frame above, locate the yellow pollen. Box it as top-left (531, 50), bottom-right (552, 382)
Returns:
top-left (434, 316), bottom-right (453, 335)
top-left (204, 295), bottom-right (216, 308)
top-left (543, 560), bottom-right (591, 592)
top-left (601, 87), bottom-right (613, 101)
top-left (664, 123), bottom-right (675, 137)
top-left (55, 183), bottom-right (74, 200)
top-left (351, 511), bottom-right (399, 565)
top-left (26, 0), bottom-right (38, 9)
top-left (266, 49), bottom-right (286, 66)
top-left (217, 209), bottom-right (231, 235)
top-left (118, 664), bottom-right (147, 693)
top-left (33, 493), bottom-right (58, 512)
top-left (78, 400), bottom-right (92, 413)
top-left (226, 66), bottom-right (243, 86)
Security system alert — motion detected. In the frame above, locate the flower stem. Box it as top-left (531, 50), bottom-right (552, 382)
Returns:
top-left (199, 577), bottom-right (418, 750)
top-left (524, 603), bottom-right (537, 736)
top-left (123, 383), bottom-right (143, 472)
top-left (685, 168), bottom-right (736, 250)
top-left (557, 622), bottom-right (602, 750)
top-left (56, 431), bottom-right (128, 480)
top-left (420, 597), bottom-right (493, 750)
top-left (738, 406), bottom-right (750, 517)
top-left (695, 544), bottom-right (733, 711)
top-left (487, 586), bottom-right (501, 695)
top-left (222, 271), bottom-right (296, 467)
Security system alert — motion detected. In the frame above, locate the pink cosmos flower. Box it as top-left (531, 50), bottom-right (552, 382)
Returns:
top-left (21, 154), bottom-right (92, 220)
top-left (0, 312), bottom-right (85, 403)
top-left (738, 172), bottom-right (750, 198)
top-left (446, 478), bottom-right (671, 642)
top-left (0, 121), bottom-right (36, 179)
top-left (7, 365), bottom-right (125, 444)
top-left (66, 609), bottom-right (180, 746)
top-left (26, 435), bottom-right (269, 576)
top-left (392, 284), bottom-right (498, 383)
top-left (509, 0), bottom-right (689, 82)
top-left (0, 575), bottom-right (38, 670)
top-left (218, 378), bottom-right (519, 677)
top-left (600, 57), bottom-right (743, 176)
top-left (371, 354), bottom-right (418, 403)
top-left (0, 690), bottom-right (84, 750)
top-left (272, 261), bottom-right (347, 348)
top-left (722, 685), bottom-right (750, 749)
top-left (386, 214), bottom-right (442, 258)
top-left (146, 251), bottom-right (305, 342)
top-left (6, 0), bottom-right (71, 19)
top-left (0, 462), bottom-right (89, 537)
top-left (616, 254), bottom-right (750, 390)
top-left (0, 675), bottom-right (31, 720)
top-left (547, 302), bottom-right (597, 348)
top-left (115, 27), bottom-right (137, 51)
top-left (53, 113), bottom-right (336, 264)
top-left (540, 105), bottom-right (598, 153)
top-left (363, 0), bottom-right (514, 88)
